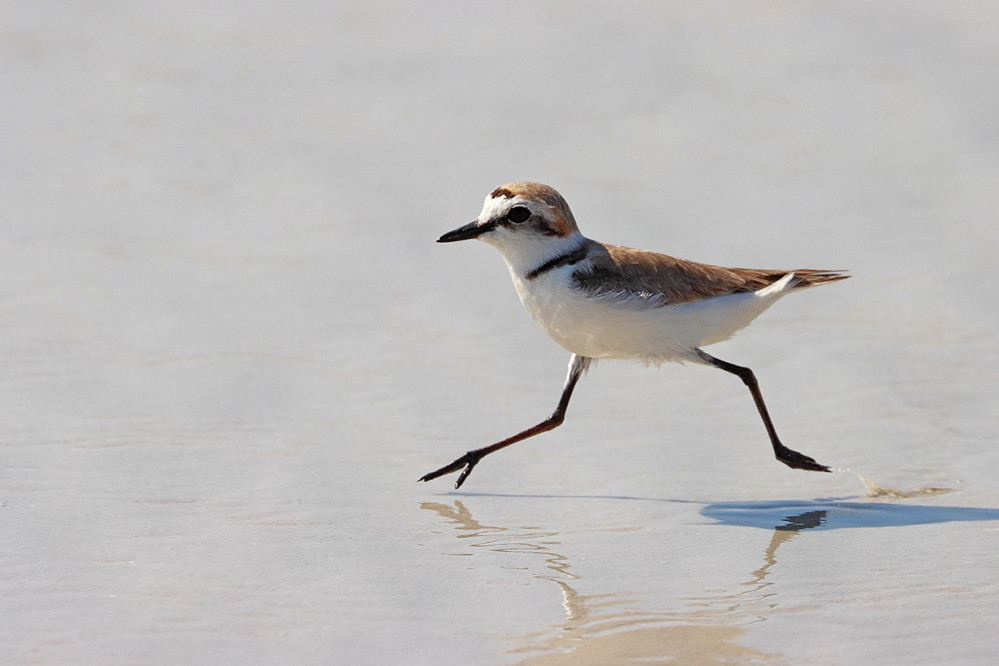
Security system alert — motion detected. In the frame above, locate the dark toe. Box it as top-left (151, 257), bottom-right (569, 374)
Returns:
top-left (778, 448), bottom-right (831, 473)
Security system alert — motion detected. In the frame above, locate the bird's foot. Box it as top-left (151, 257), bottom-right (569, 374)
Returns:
top-left (419, 450), bottom-right (484, 489)
top-left (776, 445), bottom-right (831, 473)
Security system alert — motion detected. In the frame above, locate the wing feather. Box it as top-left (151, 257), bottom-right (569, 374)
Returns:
top-left (573, 243), bottom-right (848, 306)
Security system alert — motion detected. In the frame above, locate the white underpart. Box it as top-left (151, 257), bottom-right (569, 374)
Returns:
top-left (513, 258), bottom-right (798, 365)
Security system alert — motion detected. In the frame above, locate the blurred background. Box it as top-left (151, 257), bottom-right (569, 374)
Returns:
top-left (2, 2), bottom-right (998, 664)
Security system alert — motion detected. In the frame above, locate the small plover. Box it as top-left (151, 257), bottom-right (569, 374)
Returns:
top-left (420, 182), bottom-right (848, 488)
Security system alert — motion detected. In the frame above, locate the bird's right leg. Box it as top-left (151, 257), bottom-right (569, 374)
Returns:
top-left (419, 354), bottom-right (591, 489)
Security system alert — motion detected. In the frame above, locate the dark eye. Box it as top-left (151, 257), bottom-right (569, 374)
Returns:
top-left (507, 206), bottom-right (531, 224)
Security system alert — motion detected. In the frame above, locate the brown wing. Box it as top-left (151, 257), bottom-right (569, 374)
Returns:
top-left (573, 242), bottom-right (848, 306)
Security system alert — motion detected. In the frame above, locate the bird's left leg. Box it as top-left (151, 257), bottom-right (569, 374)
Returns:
top-left (696, 349), bottom-right (830, 472)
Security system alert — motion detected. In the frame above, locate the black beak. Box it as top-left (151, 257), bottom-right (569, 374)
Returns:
top-left (437, 220), bottom-right (492, 243)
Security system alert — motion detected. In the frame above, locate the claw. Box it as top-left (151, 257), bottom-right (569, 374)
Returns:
top-left (453, 455), bottom-right (482, 488)
top-left (776, 446), bottom-right (831, 473)
top-left (419, 451), bottom-right (484, 487)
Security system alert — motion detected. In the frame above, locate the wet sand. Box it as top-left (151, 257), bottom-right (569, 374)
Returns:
top-left (3, 1), bottom-right (999, 664)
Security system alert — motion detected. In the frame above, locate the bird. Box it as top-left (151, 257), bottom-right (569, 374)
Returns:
top-left (420, 182), bottom-right (848, 489)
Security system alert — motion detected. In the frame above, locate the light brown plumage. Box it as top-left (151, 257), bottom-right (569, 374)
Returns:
top-left (574, 241), bottom-right (849, 305)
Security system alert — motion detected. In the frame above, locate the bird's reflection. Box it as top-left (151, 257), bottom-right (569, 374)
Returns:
top-left (685, 508), bottom-right (827, 622)
top-left (424, 492), bottom-right (999, 663)
top-left (756, 510), bottom-right (825, 581)
top-left (421, 500), bottom-right (825, 664)
top-left (421, 501), bottom-right (591, 626)
top-left (777, 509), bottom-right (826, 531)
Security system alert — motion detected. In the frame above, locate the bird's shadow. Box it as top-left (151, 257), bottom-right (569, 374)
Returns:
top-left (448, 492), bottom-right (999, 532)
top-left (701, 498), bottom-right (999, 531)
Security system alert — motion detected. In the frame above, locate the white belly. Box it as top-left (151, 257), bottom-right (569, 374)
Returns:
top-left (513, 270), bottom-right (794, 364)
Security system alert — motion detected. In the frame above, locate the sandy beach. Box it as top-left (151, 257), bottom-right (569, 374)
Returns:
top-left (3, 1), bottom-right (999, 663)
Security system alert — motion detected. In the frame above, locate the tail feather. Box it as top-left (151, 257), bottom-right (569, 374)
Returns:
top-left (729, 267), bottom-right (850, 293)
top-left (787, 270), bottom-right (851, 288)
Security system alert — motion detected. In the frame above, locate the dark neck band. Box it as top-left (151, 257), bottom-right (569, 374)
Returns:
top-left (525, 244), bottom-right (589, 280)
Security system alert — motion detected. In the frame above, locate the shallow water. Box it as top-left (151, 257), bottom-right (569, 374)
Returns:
top-left (3, 1), bottom-right (999, 664)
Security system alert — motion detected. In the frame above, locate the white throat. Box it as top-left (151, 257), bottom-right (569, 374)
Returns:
top-left (482, 230), bottom-right (587, 280)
